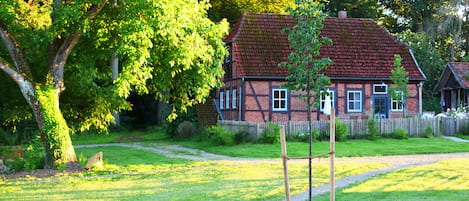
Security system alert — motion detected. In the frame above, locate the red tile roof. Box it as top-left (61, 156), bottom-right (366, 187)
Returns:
top-left (225, 12), bottom-right (426, 80)
top-left (449, 62), bottom-right (469, 89)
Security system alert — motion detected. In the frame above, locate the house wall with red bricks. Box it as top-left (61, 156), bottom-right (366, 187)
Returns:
top-left (218, 79), bottom-right (422, 122)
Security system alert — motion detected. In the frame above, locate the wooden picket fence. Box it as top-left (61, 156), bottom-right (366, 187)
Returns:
top-left (219, 117), bottom-right (469, 139)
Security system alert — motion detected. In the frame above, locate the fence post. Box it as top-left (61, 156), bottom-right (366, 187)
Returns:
top-left (280, 125), bottom-right (291, 201)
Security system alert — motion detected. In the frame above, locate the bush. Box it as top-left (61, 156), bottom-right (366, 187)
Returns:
top-left (177, 121), bottom-right (196, 138)
top-left (23, 137), bottom-right (45, 171)
top-left (288, 130), bottom-right (320, 142)
top-left (367, 117), bottom-right (379, 140)
top-left (288, 132), bottom-right (308, 142)
top-left (0, 131), bottom-right (19, 146)
top-left (3, 146), bottom-right (25, 171)
top-left (207, 125), bottom-right (235, 146)
top-left (424, 126), bottom-right (433, 138)
top-left (393, 127), bottom-right (408, 139)
top-left (234, 131), bottom-right (250, 144)
top-left (163, 107), bottom-right (198, 138)
top-left (335, 119), bottom-right (349, 141)
top-left (260, 122), bottom-right (280, 144)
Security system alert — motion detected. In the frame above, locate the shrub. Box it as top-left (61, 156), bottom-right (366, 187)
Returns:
top-left (177, 121), bottom-right (196, 138)
top-left (393, 127), bottom-right (408, 139)
top-left (4, 146), bottom-right (25, 171)
top-left (163, 107), bottom-right (198, 138)
top-left (23, 137), bottom-right (45, 171)
top-left (207, 125), bottom-right (235, 146)
top-left (0, 131), bottom-right (19, 146)
top-left (260, 122), bottom-right (280, 144)
top-left (367, 117), bottom-right (379, 140)
top-left (234, 131), bottom-right (250, 144)
top-left (335, 119), bottom-right (349, 141)
top-left (424, 126), bottom-right (433, 138)
top-left (288, 132), bottom-right (308, 142)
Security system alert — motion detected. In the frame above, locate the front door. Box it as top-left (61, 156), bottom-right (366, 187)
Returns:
top-left (373, 97), bottom-right (388, 119)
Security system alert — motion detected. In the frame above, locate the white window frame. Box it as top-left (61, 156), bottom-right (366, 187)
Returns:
top-left (226, 89), bottom-right (230, 109)
top-left (391, 91), bottom-right (404, 111)
top-left (272, 88), bottom-right (288, 111)
top-left (347, 90), bottom-right (362, 112)
top-left (373, 84), bottom-right (388, 94)
top-left (232, 88), bottom-right (237, 109)
top-left (320, 90), bottom-right (335, 112)
top-left (220, 91), bottom-right (224, 110)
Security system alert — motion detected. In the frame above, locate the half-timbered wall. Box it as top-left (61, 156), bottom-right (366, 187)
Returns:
top-left (217, 79), bottom-right (422, 122)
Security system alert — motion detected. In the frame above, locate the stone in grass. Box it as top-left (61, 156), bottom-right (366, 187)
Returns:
top-left (85, 152), bottom-right (103, 170)
top-left (0, 159), bottom-right (9, 174)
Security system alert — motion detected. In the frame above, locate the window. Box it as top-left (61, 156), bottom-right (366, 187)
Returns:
top-left (232, 88), bottom-right (237, 109)
top-left (373, 84), bottom-right (388, 94)
top-left (391, 91), bottom-right (404, 111)
top-left (220, 91), bottom-right (224, 110)
top-left (272, 89), bottom-right (287, 111)
top-left (347, 90), bottom-right (362, 112)
top-left (226, 90), bottom-right (230, 109)
top-left (320, 90), bottom-right (335, 112)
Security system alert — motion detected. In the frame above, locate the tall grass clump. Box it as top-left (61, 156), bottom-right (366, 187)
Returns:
top-left (259, 122), bottom-right (280, 144)
top-left (335, 118), bottom-right (349, 141)
top-left (393, 127), bottom-right (408, 139)
top-left (207, 125), bottom-right (235, 146)
top-left (368, 117), bottom-right (379, 140)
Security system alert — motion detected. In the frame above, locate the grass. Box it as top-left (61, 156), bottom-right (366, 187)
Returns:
top-left (177, 137), bottom-right (469, 158)
top-left (0, 146), bottom-right (386, 201)
top-left (314, 158), bottom-right (469, 201)
top-left (2, 129), bottom-right (467, 200)
top-left (455, 133), bottom-right (469, 140)
top-left (71, 128), bottom-right (168, 145)
top-left (72, 130), bottom-right (469, 158)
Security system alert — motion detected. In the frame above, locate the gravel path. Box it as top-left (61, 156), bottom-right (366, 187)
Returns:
top-left (76, 143), bottom-right (240, 161)
top-left (290, 152), bottom-right (469, 201)
top-left (290, 136), bottom-right (469, 200)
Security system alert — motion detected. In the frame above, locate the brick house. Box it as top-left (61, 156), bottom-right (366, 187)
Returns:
top-left (217, 12), bottom-right (426, 122)
top-left (434, 62), bottom-right (469, 112)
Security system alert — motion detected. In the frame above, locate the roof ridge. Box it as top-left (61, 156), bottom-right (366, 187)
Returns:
top-left (225, 13), bottom-right (247, 42)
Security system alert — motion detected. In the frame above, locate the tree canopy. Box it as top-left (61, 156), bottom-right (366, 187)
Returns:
top-left (0, 0), bottom-right (228, 168)
top-left (208, 0), bottom-right (293, 26)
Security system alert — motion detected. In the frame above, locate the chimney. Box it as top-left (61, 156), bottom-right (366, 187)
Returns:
top-left (338, 11), bottom-right (347, 19)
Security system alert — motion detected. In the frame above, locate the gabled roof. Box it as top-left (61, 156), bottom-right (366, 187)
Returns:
top-left (225, 12), bottom-right (426, 81)
top-left (434, 62), bottom-right (469, 91)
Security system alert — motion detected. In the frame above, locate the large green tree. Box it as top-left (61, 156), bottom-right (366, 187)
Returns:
top-left (380, 0), bottom-right (466, 60)
top-left (279, 0), bottom-right (332, 199)
top-left (208, 0), bottom-right (293, 26)
top-left (0, 0), bottom-right (228, 168)
top-left (396, 30), bottom-right (445, 113)
top-left (322, 0), bottom-right (383, 19)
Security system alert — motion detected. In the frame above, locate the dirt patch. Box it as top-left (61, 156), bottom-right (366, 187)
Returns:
top-left (113, 136), bottom-right (143, 143)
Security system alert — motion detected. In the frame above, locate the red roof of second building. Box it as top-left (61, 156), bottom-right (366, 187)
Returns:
top-left (225, 12), bottom-right (426, 80)
top-left (449, 62), bottom-right (469, 89)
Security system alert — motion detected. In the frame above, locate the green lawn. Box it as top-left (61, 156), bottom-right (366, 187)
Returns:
top-left (0, 146), bottom-right (386, 201)
top-left (177, 137), bottom-right (469, 158)
top-left (72, 130), bottom-right (469, 159)
top-left (314, 158), bottom-right (469, 201)
top-left (1, 130), bottom-right (465, 200)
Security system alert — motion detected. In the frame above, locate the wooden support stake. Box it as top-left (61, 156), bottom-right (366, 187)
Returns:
top-left (330, 108), bottom-right (336, 201)
top-left (280, 125), bottom-right (291, 201)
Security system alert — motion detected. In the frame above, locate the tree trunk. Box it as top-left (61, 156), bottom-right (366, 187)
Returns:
top-left (34, 85), bottom-right (76, 169)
